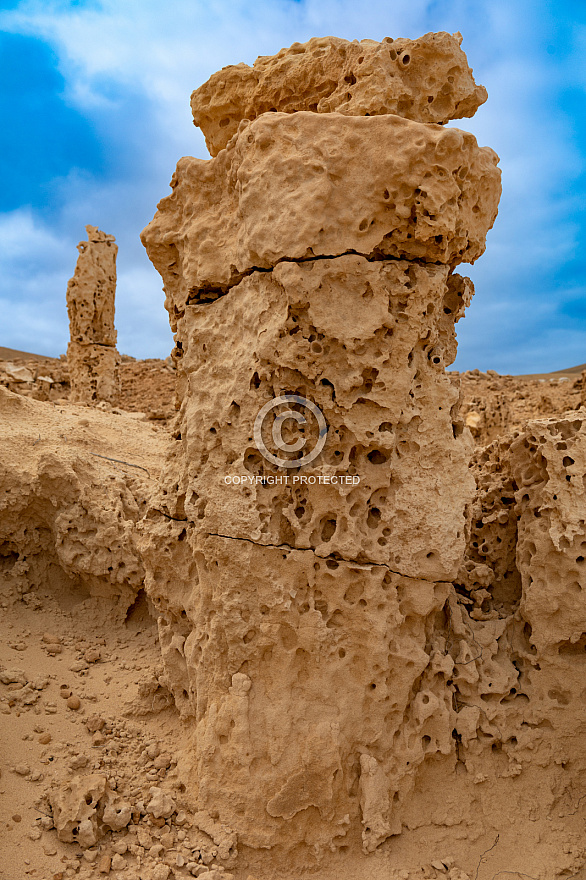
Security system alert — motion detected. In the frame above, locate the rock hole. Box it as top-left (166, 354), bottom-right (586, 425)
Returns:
top-left (367, 449), bottom-right (388, 464)
top-left (321, 518), bottom-right (337, 542)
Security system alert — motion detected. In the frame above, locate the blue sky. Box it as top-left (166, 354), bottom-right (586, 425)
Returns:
top-left (0, 0), bottom-right (585, 372)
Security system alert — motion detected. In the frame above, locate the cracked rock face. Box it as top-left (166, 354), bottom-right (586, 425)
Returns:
top-left (141, 33), bottom-right (501, 852)
top-left (191, 32), bottom-right (488, 157)
top-left (66, 225), bottom-right (120, 404)
top-left (144, 111), bottom-right (499, 301)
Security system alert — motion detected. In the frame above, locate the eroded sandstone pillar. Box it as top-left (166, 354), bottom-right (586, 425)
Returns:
top-left (66, 225), bottom-right (120, 404)
top-left (141, 33), bottom-right (501, 853)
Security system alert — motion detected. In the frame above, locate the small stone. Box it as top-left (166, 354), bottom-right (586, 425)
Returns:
top-left (176, 854), bottom-right (186, 867)
top-left (12, 813), bottom-right (22, 822)
top-left (15, 763), bottom-right (30, 776)
top-left (111, 839), bottom-right (128, 855)
top-left (84, 649), bottom-right (101, 664)
top-left (159, 830), bottom-right (174, 848)
top-left (146, 787), bottom-right (175, 819)
top-left (86, 715), bottom-right (105, 733)
top-left (60, 686), bottom-right (72, 700)
top-left (431, 861), bottom-right (447, 871)
top-left (111, 854), bottom-right (126, 870)
top-left (153, 866), bottom-right (170, 880)
top-left (28, 828), bottom-right (42, 841)
top-left (97, 854), bottom-right (111, 874)
top-left (175, 810), bottom-right (187, 826)
top-left (69, 754), bottom-right (89, 770)
top-left (43, 843), bottom-right (58, 856)
top-left (67, 695), bottom-right (81, 710)
top-left (42, 633), bottom-right (61, 645)
top-left (46, 644), bottom-right (63, 655)
top-left (39, 732), bottom-right (52, 744)
top-left (145, 743), bottom-right (160, 760)
top-left (92, 731), bottom-right (105, 746)
top-left (153, 754), bottom-right (171, 770)
top-left (82, 850), bottom-right (98, 863)
top-left (149, 844), bottom-right (165, 858)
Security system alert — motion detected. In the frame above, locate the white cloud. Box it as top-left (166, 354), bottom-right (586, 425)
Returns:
top-left (1, 0), bottom-right (585, 370)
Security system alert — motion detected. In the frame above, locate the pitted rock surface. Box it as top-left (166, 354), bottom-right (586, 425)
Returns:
top-left (191, 32), bottom-right (488, 156)
top-left (66, 225), bottom-right (120, 404)
top-left (141, 31), bottom-right (502, 852)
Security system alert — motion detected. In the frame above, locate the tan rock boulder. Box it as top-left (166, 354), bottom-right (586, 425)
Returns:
top-left (191, 32), bottom-right (487, 156)
top-left (50, 774), bottom-right (132, 847)
top-left (142, 111), bottom-right (500, 306)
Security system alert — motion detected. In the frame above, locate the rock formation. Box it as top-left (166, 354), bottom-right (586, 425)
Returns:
top-left (0, 386), bottom-right (160, 623)
top-left (141, 33), bottom-right (501, 853)
top-left (191, 32), bottom-right (488, 157)
top-left (2, 35), bottom-right (586, 877)
top-left (66, 226), bottom-right (120, 404)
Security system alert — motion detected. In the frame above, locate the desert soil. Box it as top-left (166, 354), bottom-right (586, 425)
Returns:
top-left (1, 350), bottom-right (585, 880)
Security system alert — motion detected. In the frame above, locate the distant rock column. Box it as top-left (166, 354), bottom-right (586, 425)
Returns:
top-left (66, 225), bottom-right (120, 404)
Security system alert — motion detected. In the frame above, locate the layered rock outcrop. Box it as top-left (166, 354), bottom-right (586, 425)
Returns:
top-left (191, 32), bottom-right (487, 157)
top-left (0, 386), bottom-right (160, 622)
top-left (141, 33), bottom-right (501, 853)
top-left (66, 226), bottom-right (120, 404)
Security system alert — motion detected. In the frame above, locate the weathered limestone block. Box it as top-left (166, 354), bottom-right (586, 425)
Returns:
top-left (67, 227), bottom-right (117, 346)
top-left (191, 32), bottom-right (487, 156)
top-left (66, 225), bottom-right (120, 404)
top-left (141, 528), bottom-right (454, 850)
top-left (511, 415), bottom-right (586, 654)
top-left (50, 774), bottom-right (132, 847)
top-left (461, 414), bottom-right (586, 653)
top-left (0, 386), bottom-right (160, 619)
top-left (143, 111), bottom-right (500, 304)
top-left (446, 415), bottom-right (586, 840)
top-left (156, 257), bottom-right (474, 581)
top-left (141, 32), bottom-right (501, 855)
top-left (66, 342), bottom-right (120, 407)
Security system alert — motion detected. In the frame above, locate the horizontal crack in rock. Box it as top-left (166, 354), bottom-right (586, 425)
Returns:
top-left (186, 249), bottom-right (446, 306)
top-left (209, 528), bottom-right (442, 584)
top-left (155, 511), bottom-right (446, 583)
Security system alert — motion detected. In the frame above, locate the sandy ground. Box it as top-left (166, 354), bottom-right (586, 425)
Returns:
top-left (2, 350), bottom-right (586, 880)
